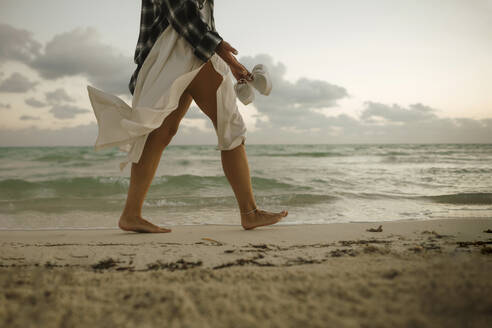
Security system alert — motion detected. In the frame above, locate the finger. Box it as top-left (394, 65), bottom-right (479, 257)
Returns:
top-left (237, 69), bottom-right (247, 80)
top-left (234, 72), bottom-right (245, 83)
top-left (244, 70), bottom-right (253, 81)
top-left (240, 67), bottom-right (253, 81)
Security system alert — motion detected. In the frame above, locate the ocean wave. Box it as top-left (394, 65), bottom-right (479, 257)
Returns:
top-left (144, 193), bottom-right (337, 208)
top-left (35, 153), bottom-right (87, 163)
top-left (338, 191), bottom-right (492, 205)
top-left (0, 177), bottom-right (129, 199)
top-left (337, 191), bottom-right (407, 200)
top-left (423, 167), bottom-right (492, 174)
top-left (0, 198), bottom-right (124, 213)
top-left (273, 193), bottom-right (338, 205)
top-left (0, 175), bottom-right (307, 200)
top-left (380, 155), bottom-right (480, 164)
top-left (1, 191), bottom-right (336, 214)
top-left (421, 193), bottom-right (492, 205)
top-left (255, 151), bottom-right (348, 158)
top-left (380, 151), bottom-right (411, 156)
top-left (34, 150), bottom-right (119, 163)
top-left (151, 174), bottom-right (305, 191)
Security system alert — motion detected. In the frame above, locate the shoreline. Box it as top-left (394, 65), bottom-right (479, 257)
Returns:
top-left (1, 218), bottom-right (491, 327)
top-left (1, 215), bottom-right (490, 232)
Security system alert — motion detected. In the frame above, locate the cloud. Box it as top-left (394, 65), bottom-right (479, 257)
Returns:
top-left (0, 102), bottom-right (11, 109)
top-left (1, 107), bottom-right (491, 146)
top-left (237, 54), bottom-right (349, 129)
top-left (0, 122), bottom-right (219, 147)
top-left (20, 115), bottom-right (41, 121)
top-left (0, 23), bottom-right (41, 64)
top-left (45, 88), bottom-right (75, 104)
top-left (0, 25), bottom-right (489, 145)
top-left (49, 104), bottom-right (90, 119)
top-left (0, 72), bottom-right (38, 93)
top-left (361, 102), bottom-right (437, 123)
top-left (25, 97), bottom-right (47, 108)
top-left (310, 103), bottom-right (492, 143)
top-left (0, 23), bottom-right (132, 95)
top-left (0, 123), bottom-right (99, 147)
top-left (185, 105), bottom-right (208, 119)
top-left (210, 55), bottom-right (492, 144)
top-left (30, 27), bottom-right (133, 95)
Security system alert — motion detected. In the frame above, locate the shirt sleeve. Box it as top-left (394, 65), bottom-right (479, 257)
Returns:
top-left (161, 0), bottom-right (223, 62)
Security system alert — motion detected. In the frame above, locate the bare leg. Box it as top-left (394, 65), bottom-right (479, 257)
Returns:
top-left (119, 90), bottom-right (193, 233)
top-left (186, 60), bottom-right (288, 230)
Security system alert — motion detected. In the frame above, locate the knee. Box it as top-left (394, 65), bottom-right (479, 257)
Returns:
top-left (150, 124), bottom-right (179, 144)
top-left (166, 124), bottom-right (180, 137)
top-left (221, 139), bottom-right (245, 152)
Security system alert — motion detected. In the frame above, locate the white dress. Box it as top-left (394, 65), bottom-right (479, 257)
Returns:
top-left (87, 3), bottom-right (247, 171)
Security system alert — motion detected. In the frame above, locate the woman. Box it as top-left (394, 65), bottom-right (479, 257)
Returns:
top-left (87, 0), bottom-right (288, 233)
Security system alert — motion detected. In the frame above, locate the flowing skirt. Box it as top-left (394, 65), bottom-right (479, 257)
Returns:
top-left (86, 24), bottom-right (247, 171)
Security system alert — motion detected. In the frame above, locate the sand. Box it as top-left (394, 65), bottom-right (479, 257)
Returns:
top-left (1, 218), bottom-right (491, 328)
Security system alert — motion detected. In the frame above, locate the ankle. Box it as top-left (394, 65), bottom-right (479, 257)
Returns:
top-left (240, 206), bottom-right (258, 215)
top-left (120, 211), bottom-right (141, 219)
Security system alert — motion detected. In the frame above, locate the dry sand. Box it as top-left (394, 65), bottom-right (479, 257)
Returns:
top-left (1, 218), bottom-right (491, 328)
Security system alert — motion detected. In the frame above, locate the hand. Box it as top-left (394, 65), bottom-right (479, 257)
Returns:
top-left (216, 40), bottom-right (254, 83)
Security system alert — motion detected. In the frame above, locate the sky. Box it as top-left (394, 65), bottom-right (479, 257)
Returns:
top-left (0, 0), bottom-right (491, 146)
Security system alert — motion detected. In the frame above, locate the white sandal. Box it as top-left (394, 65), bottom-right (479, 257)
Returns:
top-left (250, 64), bottom-right (272, 96)
top-left (234, 79), bottom-right (255, 105)
top-left (234, 63), bottom-right (272, 105)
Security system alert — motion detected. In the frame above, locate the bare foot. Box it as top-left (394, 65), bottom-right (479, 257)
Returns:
top-left (241, 208), bottom-right (288, 230)
top-left (119, 215), bottom-right (171, 233)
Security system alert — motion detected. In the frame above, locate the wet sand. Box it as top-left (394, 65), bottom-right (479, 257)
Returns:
top-left (1, 218), bottom-right (491, 327)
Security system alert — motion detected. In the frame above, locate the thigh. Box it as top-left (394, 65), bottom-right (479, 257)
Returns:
top-left (185, 60), bottom-right (224, 130)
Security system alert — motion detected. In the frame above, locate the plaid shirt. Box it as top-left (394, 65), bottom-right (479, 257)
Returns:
top-left (129, 0), bottom-right (223, 95)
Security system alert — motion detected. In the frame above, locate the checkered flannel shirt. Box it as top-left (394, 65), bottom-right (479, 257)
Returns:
top-left (129, 0), bottom-right (223, 95)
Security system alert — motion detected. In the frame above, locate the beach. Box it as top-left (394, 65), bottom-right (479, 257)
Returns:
top-left (1, 218), bottom-right (491, 327)
top-left (2, 0), bottom-right (492, 325)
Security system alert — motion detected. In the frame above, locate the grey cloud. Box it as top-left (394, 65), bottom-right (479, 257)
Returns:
top-left (0, 102), bottom-right (11, 109)
top-left (241, 113), bottom-right (492, 144)
top-left (185, 106), bottom-right (207, 119)
top-left (307, 103), bottom-right (492, 144)
top-left (0, 72), bottom-right (38, 93)
top-left (49, 104), bottom-right (90, 119)
top-left (20, 115), bottom-right (40, 121)
top-left (45, 88), bottom-right (75, 104)
top-left (361, 102), bottom-right (437, 123)
top-left (212, 54), bottom-right (490, 144)
top-left (0, 23), bottom-right (41, 64)
top-left (25, 97), bottom-right (47, 108)
top-left (0, 123), bottom-right (99, 147)
top-left (30, 27), bottom-right (133, 95)
top-left (0, 122), bottom-right (219, 147)
top-left (1, 113), bottom-right (491, 146)
top-left (237, 54), bottom-right (349, 129)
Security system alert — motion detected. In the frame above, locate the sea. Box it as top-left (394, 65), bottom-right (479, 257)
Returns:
top-left (0, 144), bottom-right (491, 230)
